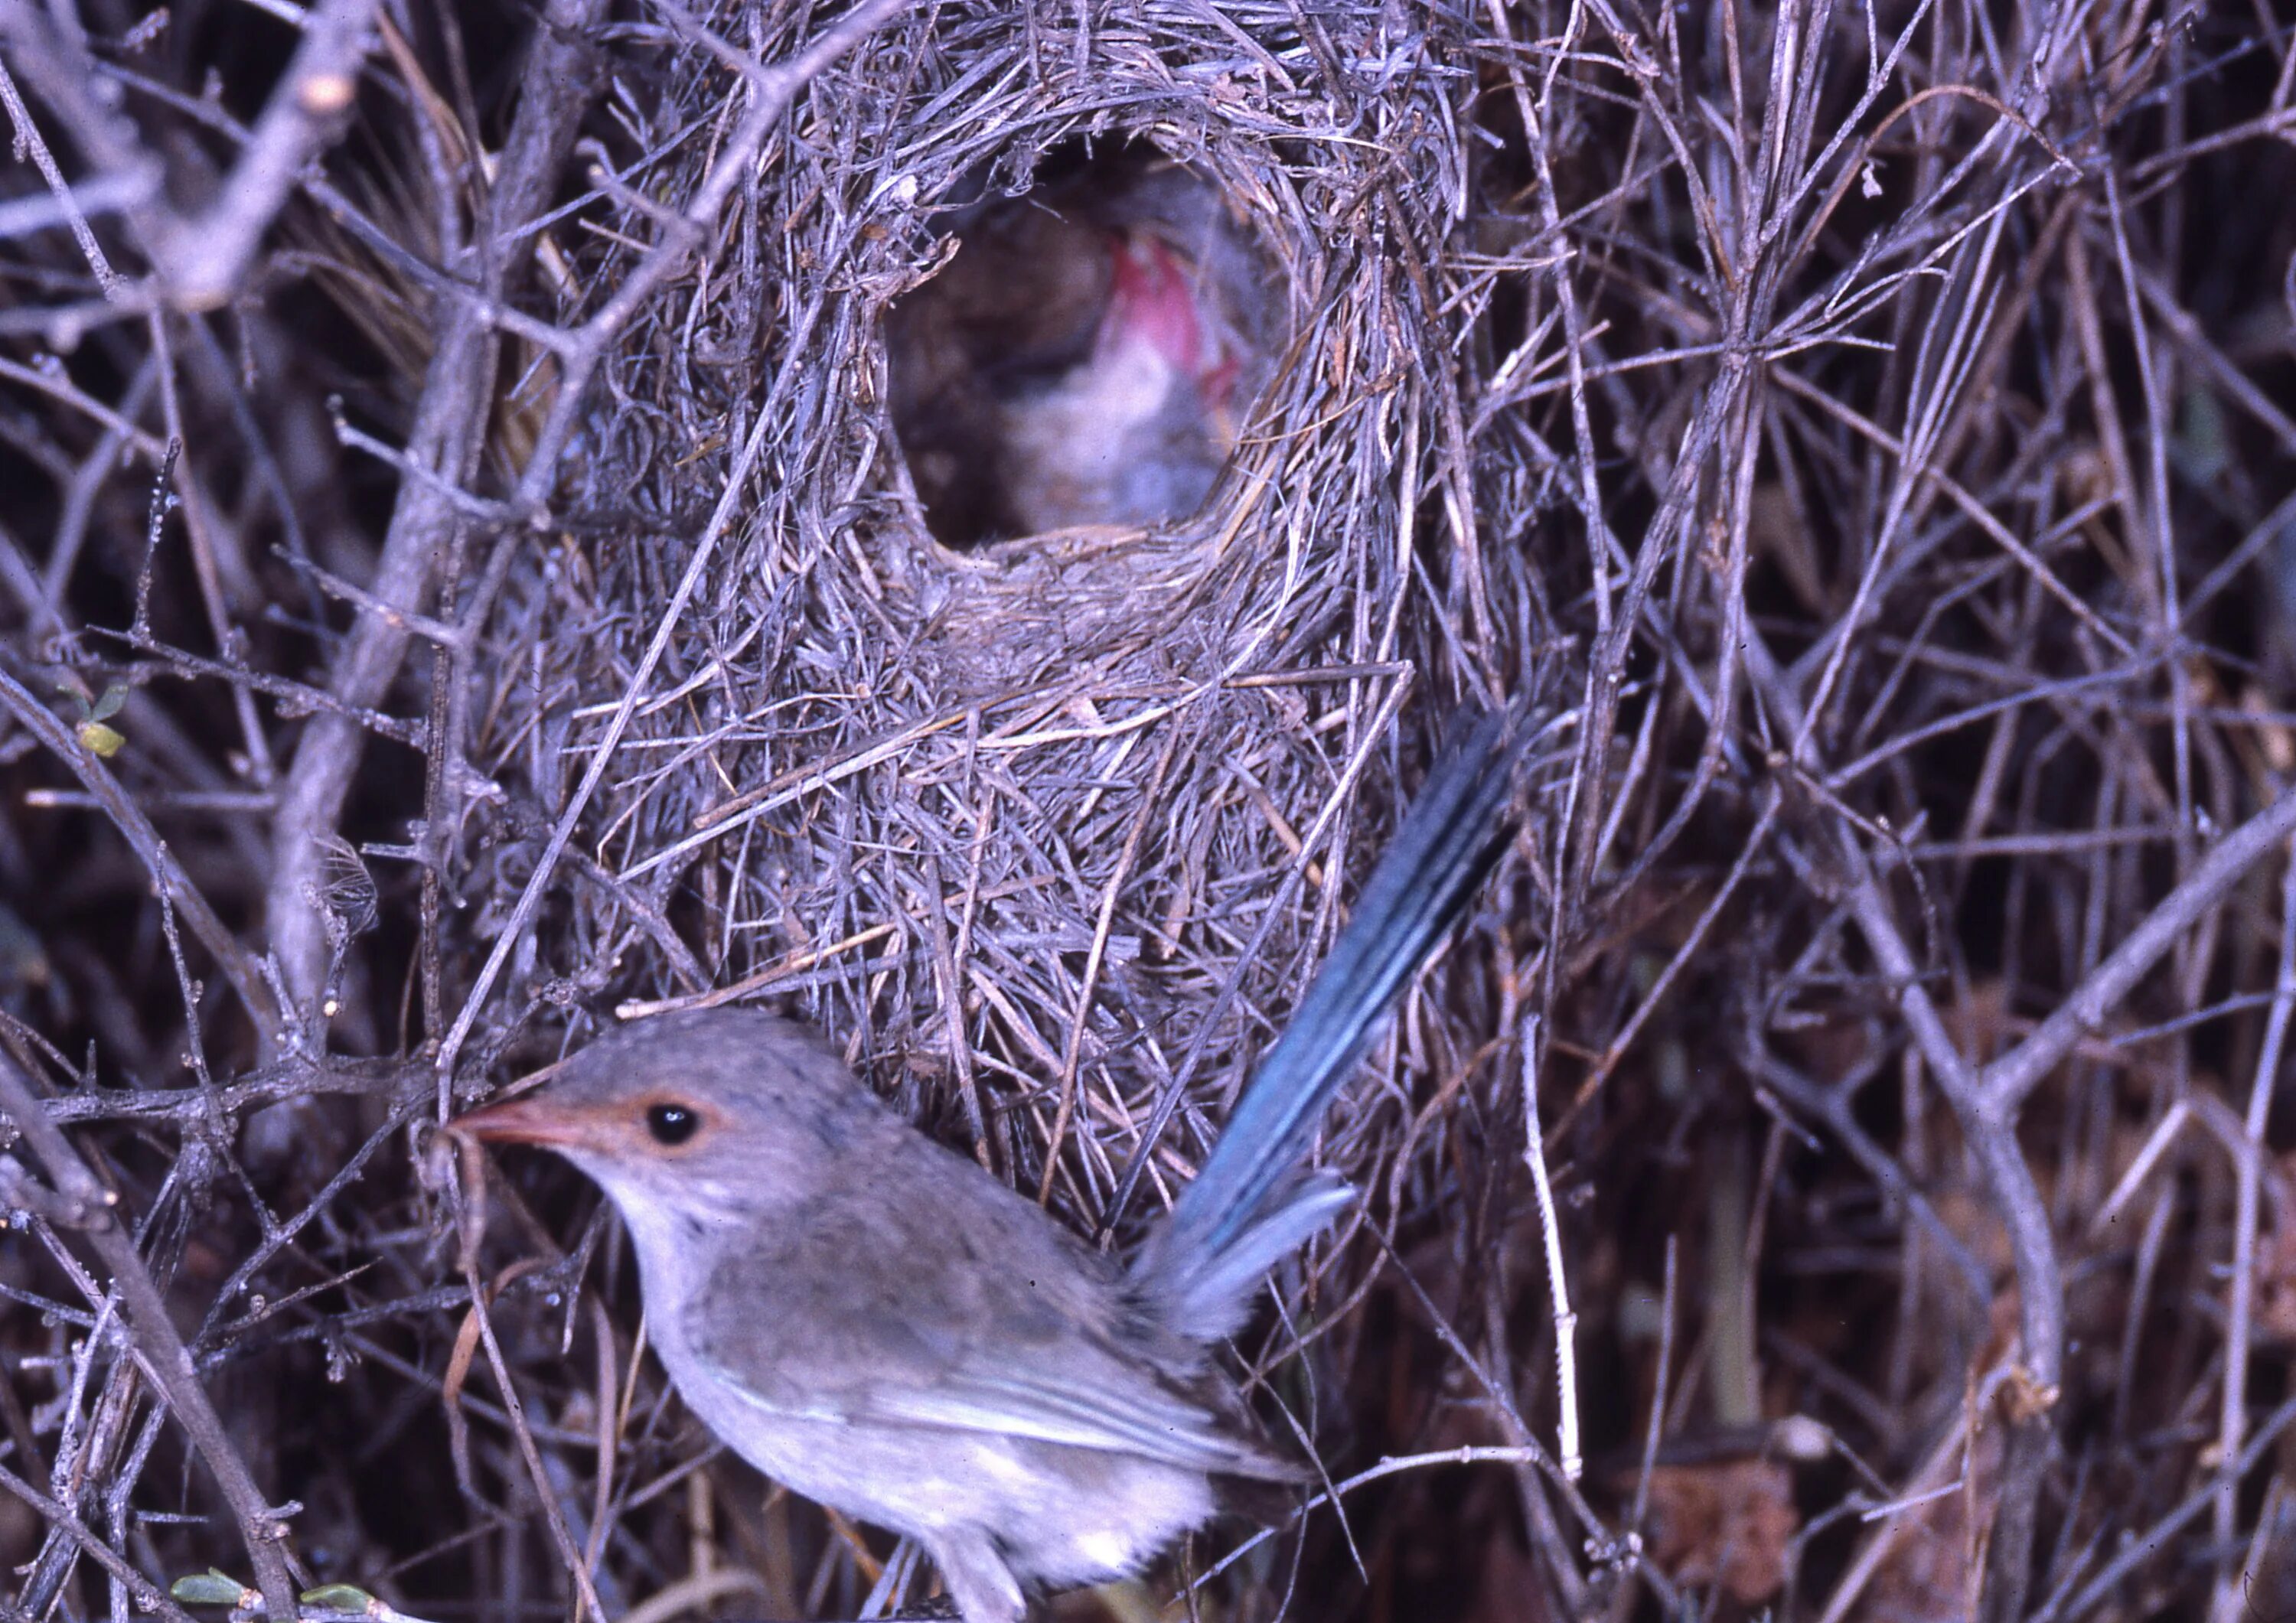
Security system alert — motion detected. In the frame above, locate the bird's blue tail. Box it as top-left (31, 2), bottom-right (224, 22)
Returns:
top-left (1133, 709), bottom-right (1524, 1340)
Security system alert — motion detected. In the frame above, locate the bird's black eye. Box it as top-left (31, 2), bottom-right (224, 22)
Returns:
top-left (645, 1103), bottom-right (700, 1146)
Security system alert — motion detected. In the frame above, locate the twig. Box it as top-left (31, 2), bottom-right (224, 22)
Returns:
top-left (0, 664), bottom-right (277, 1039)
top-left (0, 1458), bottom-right (194, 1623)
top-left (458, 1263), bottom-right (611, 1623)
top-left (1517, 1013), bottom-right (1580, 1481)
top-left (263, 0), bottom-right (612, 1013)
top-left (2031, 1395), bottom-right (2296, 1623)
top-left (155, 0), bottom-right (379, 308)
top-left (0, 54), bottom-right (126, 296)
top-left (1981, 784), bottom-right (2296, 1113)
top-left (2210, 836), bottom-right (2296, 1619)
top-left (0, 1052), bottom-right (299, 1622)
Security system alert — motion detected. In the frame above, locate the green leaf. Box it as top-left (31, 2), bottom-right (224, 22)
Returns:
top-left (171, 1570), bottom-right (253, 1606)
top-left (300, 1585), bottom-right (378, 1613)
top-left (88, 685), bottom-right (127, 722)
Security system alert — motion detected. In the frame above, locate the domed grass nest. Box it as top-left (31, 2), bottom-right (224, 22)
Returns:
top-left (452, 3), bottom-right (1570, 1612)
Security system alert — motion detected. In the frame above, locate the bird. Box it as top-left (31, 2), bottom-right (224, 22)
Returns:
top-left (455, 711), bottom-right (1524, 1621)
top-left (883, 151), bottom-right (1274, 548)
top-left (996, 228), bottom-right (1241, 535)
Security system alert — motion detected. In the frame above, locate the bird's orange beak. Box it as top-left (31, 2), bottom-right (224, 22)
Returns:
top-left (453, 1093), bottom-right (602, 1151)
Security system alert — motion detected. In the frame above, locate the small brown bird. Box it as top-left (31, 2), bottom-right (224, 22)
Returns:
top-left (457, 714), bottom-right (1521, 1620)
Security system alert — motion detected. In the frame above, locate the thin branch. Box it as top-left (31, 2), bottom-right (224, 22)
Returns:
top-left (1981, 784), bottom-right (2296, 1113)
top-left (0, 1052), bottom-right (299, 1622)
top-left (156, 0), bottom-right (380, 308)
top-left (0, 664), bottom-right (278, 1038)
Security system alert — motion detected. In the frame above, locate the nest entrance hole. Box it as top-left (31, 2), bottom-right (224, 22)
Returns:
top-left (886, 142), bottom-right (1285, 551)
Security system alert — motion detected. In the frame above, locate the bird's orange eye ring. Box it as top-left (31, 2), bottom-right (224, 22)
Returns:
top-left (646, 1102), bottom-right (702, 1147)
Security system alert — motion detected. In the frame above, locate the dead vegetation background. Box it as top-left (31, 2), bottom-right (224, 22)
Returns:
top-left (0, 0), bottom-right (2294, 1620)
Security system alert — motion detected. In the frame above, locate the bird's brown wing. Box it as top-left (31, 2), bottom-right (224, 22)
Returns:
top-left (681, 1183), bottom-right (1264, 1474)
